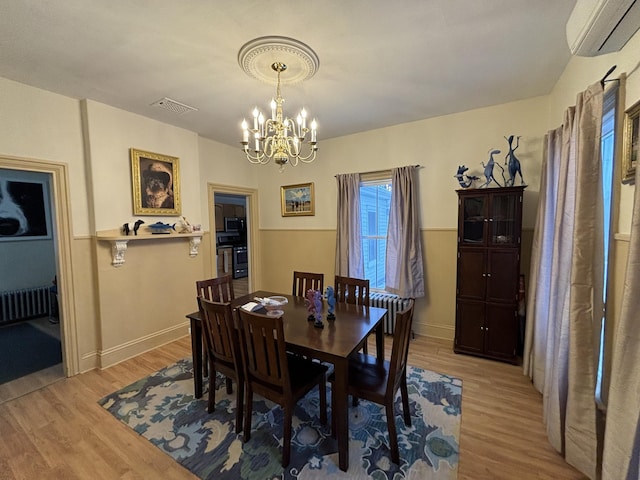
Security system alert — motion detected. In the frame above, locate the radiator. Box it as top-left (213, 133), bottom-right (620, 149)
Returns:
top-left (0, 286), bottom-right (51, 324)
top-left (370, 293), bottom-right (412, 335)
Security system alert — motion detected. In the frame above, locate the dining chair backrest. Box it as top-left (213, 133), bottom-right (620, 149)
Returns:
top-left (237, 308), bottom-right (290, 395)
top-left (197, 296), bottom-right (240, 368)
top-left (292, 271), bottom-right (324, 297)
top-left (196, 275), bottom-right (235, 303)
top-left (334, 275), bottom-right (370, 307)
top-left (386, 298), bottom-right (415, 394)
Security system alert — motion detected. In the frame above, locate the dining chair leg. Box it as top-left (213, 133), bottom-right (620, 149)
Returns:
top-left (385, 403), bottom-right (400, 465)
top-left (400, 377), bottom-right (411, 426)
top-left (207, 360), bottom-right (216, 414)
top-left (225, 377), bottom-right (233, 394)
top-left (243, 389), bottom-right (253, 442)
top-left (282, 404), bottom-right (293, 467)
top-left (235, 381), bottom-right (245, 434)
top-left (319, 377), bottom-right (327, 425)
top-left (330, 389), bottom-right (336, 438)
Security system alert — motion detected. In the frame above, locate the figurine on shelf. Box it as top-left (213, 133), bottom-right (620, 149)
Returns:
top-left (305, 289), bottom-right (317, 321)
top-left (326, 286), bottom-right (336, 320)
top-left (179, 216), bottom-right (193, 233)
top-left (313, 290), bottom-right (324, 329)
top-left (147, 222), bottom-right (176, 234)
top-left (480, 149), bottom-right (504, 188)
top-left (122, 219), bottom-right (144, 236)
top-left (454, 165), bottom-right (480, 189)
top-left (504, 135), bottom-right (525, 187)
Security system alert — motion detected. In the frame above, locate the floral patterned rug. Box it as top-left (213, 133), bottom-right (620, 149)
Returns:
top-left (98, 358), bottom-right (462, 479)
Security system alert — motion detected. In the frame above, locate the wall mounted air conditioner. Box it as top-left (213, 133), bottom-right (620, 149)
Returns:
top-left (566, 0), bottom-right (640, 56)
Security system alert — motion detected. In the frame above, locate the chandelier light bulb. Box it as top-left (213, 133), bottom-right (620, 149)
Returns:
top-left (241, 119), bottom-right (249, 142)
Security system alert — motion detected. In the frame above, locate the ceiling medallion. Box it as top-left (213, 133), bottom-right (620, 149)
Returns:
top-left (237, 36), bottom-right (319, 85)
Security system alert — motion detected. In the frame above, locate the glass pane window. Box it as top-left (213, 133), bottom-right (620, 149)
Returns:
top-left (596, 85), bottom-right (617, 409)
top-left (360, 179), bottom-right (392, 291)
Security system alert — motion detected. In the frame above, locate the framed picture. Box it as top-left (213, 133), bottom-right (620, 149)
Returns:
top-left (281, 182), bottom-right (315, 217)
top-left (0, 176), bottom-right (52, 241)
top-left (130, 148), bottom-right (181, 215)
top-left (622, 99), bottom-right (640, 184)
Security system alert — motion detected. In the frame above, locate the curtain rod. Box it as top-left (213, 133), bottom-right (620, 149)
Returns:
top-left (601, 65), bottom-right (618, 87)
top-left (335, 165), bottom-right (422, 177)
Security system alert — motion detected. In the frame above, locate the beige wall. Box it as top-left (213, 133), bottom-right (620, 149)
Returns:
top-left (254, 96), bottom-right (548, 231)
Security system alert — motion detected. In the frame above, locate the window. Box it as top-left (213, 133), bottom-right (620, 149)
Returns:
top-left (360, 177), bottom-right (392, 291)
top-left (596, 85), bottom-right (618, 409)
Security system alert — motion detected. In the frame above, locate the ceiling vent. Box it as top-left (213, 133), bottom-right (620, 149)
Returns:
top-left (150, 97), bottom-right (198, 115)
top-left (566, 0), bottom-right (640, 56)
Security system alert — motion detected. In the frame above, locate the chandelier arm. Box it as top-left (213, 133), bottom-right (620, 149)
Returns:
top-left (263, 136), bottom-right (276, 157)
top-left (244, 149), bottom-right (269, 164)
top-left (297, 150), bottom-right (317, 163)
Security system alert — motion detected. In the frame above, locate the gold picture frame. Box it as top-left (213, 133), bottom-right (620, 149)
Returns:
top-left (130, 148), bottom-right (181, 215)
top-left (622, 99), bottom-right (640, 184)
top-left (281, 182), bottom-right (315, 217)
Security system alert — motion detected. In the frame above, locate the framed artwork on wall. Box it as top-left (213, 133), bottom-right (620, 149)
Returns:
top-left (622, 99), bottom-right (639, 184)
top-left (130, 148), bottom-right (181, 215)
top-left (281, 182), bottom-right (315, 217)
top-left (0, 175), bottom-right (52, 241)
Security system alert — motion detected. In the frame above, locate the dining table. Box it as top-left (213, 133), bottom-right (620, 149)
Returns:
top-left (186, 289), bottom-right (388, 472)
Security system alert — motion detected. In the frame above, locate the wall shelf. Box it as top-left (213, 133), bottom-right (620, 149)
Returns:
top-left (96, 230), bottom-right (203, 267)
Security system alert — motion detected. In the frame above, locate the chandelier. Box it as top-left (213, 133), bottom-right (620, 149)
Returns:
top-left (238, 37), bottom-right (319, 172)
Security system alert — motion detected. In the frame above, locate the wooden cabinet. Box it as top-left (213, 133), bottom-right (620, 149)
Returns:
top-left (215, 204), bottom-right (224, 232)
top-left (214, 203), bottom-right (246, 232)
top-left (454, 186), bottom-right (525, 364)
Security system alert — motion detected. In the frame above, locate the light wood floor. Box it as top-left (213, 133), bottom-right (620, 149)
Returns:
top-left (0, 334), bottom-right (586, 479)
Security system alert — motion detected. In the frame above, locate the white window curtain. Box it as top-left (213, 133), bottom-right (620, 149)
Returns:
top-left (335, 173), bottom-right (363, 278)
top-left (523, 82), bottom-right (604, 479)
top-left (385, 165), bottom-right (425, 298)
top-left (602, 165), bottom-right (640, 479)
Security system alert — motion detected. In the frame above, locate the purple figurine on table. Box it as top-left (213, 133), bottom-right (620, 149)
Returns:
top-left (313, 290), bottom-right (324, 328)
top-left (305, 289), bottom-right (316, 321)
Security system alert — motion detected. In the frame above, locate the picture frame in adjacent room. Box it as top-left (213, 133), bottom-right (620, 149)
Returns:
top-left (281, 182), bottom-right (315, 217)
top-left (622, 99), bottom-right (639, 184)
top-left (0, 175), bottom-right (52, 241)
top-left (130, 148), bottom-right (181, 215)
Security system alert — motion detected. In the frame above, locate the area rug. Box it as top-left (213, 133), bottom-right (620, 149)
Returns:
top-left (0, 322), bottom-right (62, 384)
top-left (99, 358), bottom-right (462, 479)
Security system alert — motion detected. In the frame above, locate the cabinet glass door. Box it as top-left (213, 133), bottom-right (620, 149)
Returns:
top-left (460, 195), bottom-right (486, 244)
top-left (489, 193), bottom-right (519, 246)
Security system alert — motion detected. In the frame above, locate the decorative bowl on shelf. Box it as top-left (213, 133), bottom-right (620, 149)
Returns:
top-left (260, 296), bottom-right (288, 316)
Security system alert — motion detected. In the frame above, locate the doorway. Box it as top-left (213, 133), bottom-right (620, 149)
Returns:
top-left (208, 184), bottom-right (260, 295)
top-left (0, 155), bottom-right (79, 402)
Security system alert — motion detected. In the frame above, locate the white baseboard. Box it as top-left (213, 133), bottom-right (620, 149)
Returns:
top-left (414, 322), bottom-right (454, 341)
top-left (96, 322), bottom-right (190, 369)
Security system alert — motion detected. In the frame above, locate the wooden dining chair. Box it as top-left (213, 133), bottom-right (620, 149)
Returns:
top-left (196, 275), bottom-right (235, 303)
top-left (334, 275), bottom-right (370, 353)
top-left (292, 271), bottom-right (324, 297)
top-left (197, 297), bottom-right (245, 433)
top-left (237, 308), bottom-right (328, 467)
top-left (196, 275), bottom-right (235, 377)
top-left (329, 298), bottom-right (415, 465)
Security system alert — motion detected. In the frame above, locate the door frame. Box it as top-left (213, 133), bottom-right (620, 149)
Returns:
top-left (207, 183), bottom-right (260, 290)
top-left (0, 155), bottom-right (79, 376)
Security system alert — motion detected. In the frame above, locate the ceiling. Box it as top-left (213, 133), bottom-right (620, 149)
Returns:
top-left (0, 0), bottom-right (577, 148)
